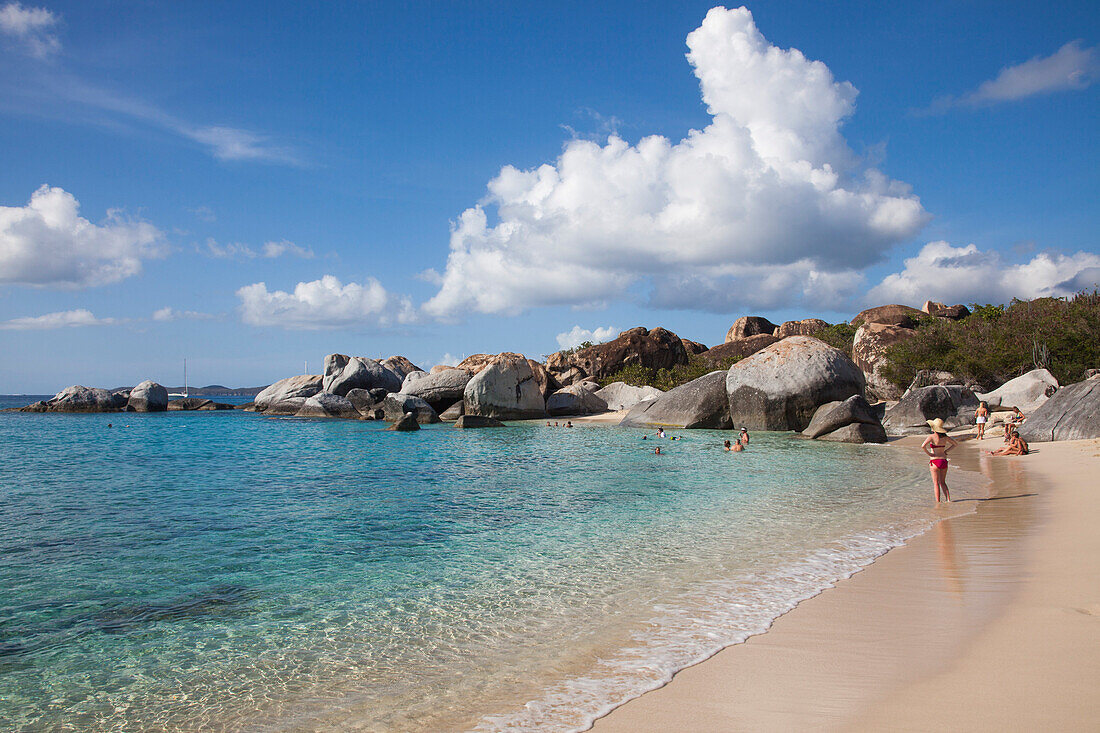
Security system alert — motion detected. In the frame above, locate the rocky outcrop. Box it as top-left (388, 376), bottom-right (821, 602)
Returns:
top-left (387, 413), bottom-right (421, 431)
top-left (775, 318), bottom-right (829, 339)
top-left (851, 304), bottom-right (924, 329)
top-left (701, 334), bottom-right (780, 367)
top-left (681, 338), bottom-right (708, 355)
top-left (168, 398), bottom-right (234, 411)
top-left (380, 394), bottom-right (440, 424)
top-left (620, 371), bottom-right (732, 429)
top-left (882, 385), bottom-right (978, 436)
top-left (1017, 380), bottom-right (1100, 442)
top-left (976, 369), bottom-right (1059, 413)
top-left (456, 354), bottom-right (495, 375)
top-left (852, 323), bottom-right (918, 401)
top-left (546, 383), bottom-right (608, 416)
top-left (725, 316), bottom-right (777, 342)
top-left (726, 336), bottom-right (866, 431)
top-left (552, 366), bottom-right (588, 387)
top-left (29, 386), bottom-right (127, 413)
top-left (454, 415), bottom-right (505, 428)
top-left (922, 301), bottom-right (970, 320)
top-left (126, 380), bottom-right (169, 412)
top-left (346, 387), bottom-right (389, 418)
top-left (527, 359), bottom-right (561, 400)
top-left (463, 353), bottom-right (548, 419)
top-left (254, 375), bottom-right (322, 412)
top-left (400, 368), bottom-right (471, 413)
top-left (802, 395), bottom-right (887, 443)
top-left (593, 382), bottom-right (664, 411)
top-left (381, 356), bottom-right (423, 381)
top-left (547, 327), bottom-right (689, 383)
top-left (906, 370), bottom-right (987, 394)
top-left (322, 354), bottom-right (402, 396)
top-left (295, 393), bottom-right (359, 419)
top-left (430, 364), bottom-right (454, 374)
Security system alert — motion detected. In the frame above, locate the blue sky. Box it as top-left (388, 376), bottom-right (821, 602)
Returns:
top-left (1, 1), bottom-right (1097, 392)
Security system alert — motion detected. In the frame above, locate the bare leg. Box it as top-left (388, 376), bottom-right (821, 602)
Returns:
top-left (937, 465), bottom-right (951, 502)
top-left (930, 464), bottom-right (942, 503)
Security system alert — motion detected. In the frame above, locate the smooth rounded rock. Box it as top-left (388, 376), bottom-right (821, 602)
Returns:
top-left (127, 380), bottom-right (168, 412)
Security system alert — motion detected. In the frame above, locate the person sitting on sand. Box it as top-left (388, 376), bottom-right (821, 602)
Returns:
top-left (739, 427), bottom-right (749, 444)
top-left (975, 402), bottom-right (989, 440)
top-left (987, 428), bottom-right (1029, 456)
top-left (1005, 407), bottom-right (1025, 431)
top-left (921, 418), bottom-right (957, 503)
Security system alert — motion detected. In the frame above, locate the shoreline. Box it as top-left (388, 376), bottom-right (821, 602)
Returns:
top-left (590, 433), bottom-right (1100, 731)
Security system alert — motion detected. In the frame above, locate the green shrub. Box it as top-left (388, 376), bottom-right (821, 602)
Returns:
top-left (881, 291), bottom-right (1100, 391)
top-left (604, 353), bottom-right (741, 391)
top-left (812, 321), bottom-right (859, 355)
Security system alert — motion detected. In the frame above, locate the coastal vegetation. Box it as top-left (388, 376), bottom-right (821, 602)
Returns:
top-left (604, 353), bottom-right (741, 391)
top-left (881, 291), bottom-right (1100, 391)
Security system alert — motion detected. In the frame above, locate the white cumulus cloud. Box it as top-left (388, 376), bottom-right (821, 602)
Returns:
top-left (0, 185), bottom-right (166, 288)
top-left (555, 325), bottom-right (619, 350)
top-left (236, 275), bottom-right (416, 330)
top-left (0, 308), bottom-right (115, 330)
top-left (423, 6), bottom-right (927, 318)
top-left (868, 241), bottom-right (1100, 306)
top-left (0, 1), bottom-right (59, 58)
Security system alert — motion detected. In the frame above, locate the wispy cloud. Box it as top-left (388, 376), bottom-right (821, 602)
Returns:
top-left (0, 2), bottom-right (59, 58)
top-left (203, 237), bottom-right (314, 260)
top-left (925, 40), bottom-right (1099, 113)
top-left (152, 307), bottom-right (214, 322)
top-left (0, 308), bottom-right (116, 330)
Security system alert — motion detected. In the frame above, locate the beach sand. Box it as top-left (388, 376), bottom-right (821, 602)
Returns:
top-left (591, 433), bottom-right (1100, 731)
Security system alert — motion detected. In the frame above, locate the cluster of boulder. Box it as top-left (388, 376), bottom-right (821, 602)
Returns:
top-left (18, 381), bottom-right (235, 413)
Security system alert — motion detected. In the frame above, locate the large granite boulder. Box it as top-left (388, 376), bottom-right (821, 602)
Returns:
top-left (126, 380), bottom-right (169, 412)
top-left (430, 364), bottom-right (455, 374)
top-left (456, 354), bottom-right (496, 375)
top-left (921, 301), bottom-right (970, 320)
top-left (775, 318), bottom-right (829, 339)
top-left (818, 423), bottom-right (889, 443)
top-left (380, 393), bottom-right (440, 424)
top-left (386, 413), bottom-right (421, 431)
top-left (439, 401), bottom-right (465, 420)
top-left (463, 353), bottom-right (548, 419)
top-left (593, 382), bottom-right (664, 411)
top-left (726, 336), bottom-right (866, 431)
top-left (295, 393), bottom-right (360, 419)
top-left (400, 368), bottom-right (471, 413)
top-left (1018, 380), bottom-right (1100, 442)
top-left (701, 334), bottom-right (780, 367)
top-left (322, 354), bottom-right (402, 396)
top-left (546, 383), bottom-right (608, 416)
top-left (527, 359), bottom-right (561, 400)
top-left (851, 304), bottom-right (924, 329)
top-left (681, 338), bottom-right (708, 355)
top-left (42, 385), bottom-right (128, 412)
top-left (454, 415), bottom-right (505, 428)
top-left (254, 375), bottom-right (322, 412)
top-left (852, 323), bottom-right (918, 401)
top-left (976, 369), bottom-right (1059, 413)
top-left (725, 316), bottom-right (777, 342)
top-left (882, 385), bottom-right (978, 436)
top-left (546, 327), bottom-right (689, 383)
top-left (802, 395), bottom-right (883, 439)
top-left (381, 356), bottom-right (423, 381)
top-left (620, 371), bottom-right (732, 429)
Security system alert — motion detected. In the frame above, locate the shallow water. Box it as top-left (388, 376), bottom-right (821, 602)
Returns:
top-left (0, 402), bottom-right (937, 731)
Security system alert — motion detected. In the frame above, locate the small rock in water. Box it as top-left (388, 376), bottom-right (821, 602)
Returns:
top-left (454, 415), bottom-right (505, 429)
top-left (387, 413), bottom-right (421, 431)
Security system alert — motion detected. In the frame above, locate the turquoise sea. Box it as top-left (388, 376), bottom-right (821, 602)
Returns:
top-left (0, 396), bottom-right (937, 731)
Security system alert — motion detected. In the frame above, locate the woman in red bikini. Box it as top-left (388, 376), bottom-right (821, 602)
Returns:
top-left (921, 418), bottom-right (958, 503)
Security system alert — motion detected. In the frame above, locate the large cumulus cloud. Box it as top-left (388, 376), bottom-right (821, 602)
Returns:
top-left (424, 6), bottom-right (929, 317)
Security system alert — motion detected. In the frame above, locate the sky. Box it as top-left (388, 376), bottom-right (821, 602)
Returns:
top-left (0, 1), bottom-right (1097, 392)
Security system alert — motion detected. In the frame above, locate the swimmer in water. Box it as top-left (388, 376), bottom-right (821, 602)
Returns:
top-left (654, 446), bottom-right (662, 455)
top-left (723, 440), bottom-right (732, 451)
top-left (732, 439), bottom-right (744, 452)
top-left (739, 427), bottom-right (749, 444)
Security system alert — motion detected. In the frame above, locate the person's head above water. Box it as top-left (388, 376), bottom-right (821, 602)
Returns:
top-left (724, 440), bottom-right (731, 448)
top-left (654, 446), bottom-right (662, 454)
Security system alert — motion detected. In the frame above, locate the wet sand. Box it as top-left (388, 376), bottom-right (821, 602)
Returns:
top-left (591, 433), bottom-right (1100, 731)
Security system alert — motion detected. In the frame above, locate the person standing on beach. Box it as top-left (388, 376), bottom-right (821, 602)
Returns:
top-left (975, 402), bottom-right (989, 440)
top-left (921, 418), bottom-right (957, 503)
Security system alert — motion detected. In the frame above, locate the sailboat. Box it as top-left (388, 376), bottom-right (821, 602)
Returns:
top-left (168, 359), bottom-right (190, 398)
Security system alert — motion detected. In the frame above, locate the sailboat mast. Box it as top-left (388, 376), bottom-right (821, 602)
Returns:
top-left (184, 358), bottom-right (188, 397)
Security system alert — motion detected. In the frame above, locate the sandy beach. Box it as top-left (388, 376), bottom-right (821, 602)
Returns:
top-left (592, 432), bottom-right (1100, 731)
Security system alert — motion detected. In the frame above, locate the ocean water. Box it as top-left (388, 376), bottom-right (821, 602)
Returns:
top-left (0, 398), bottom-right (938, 731)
